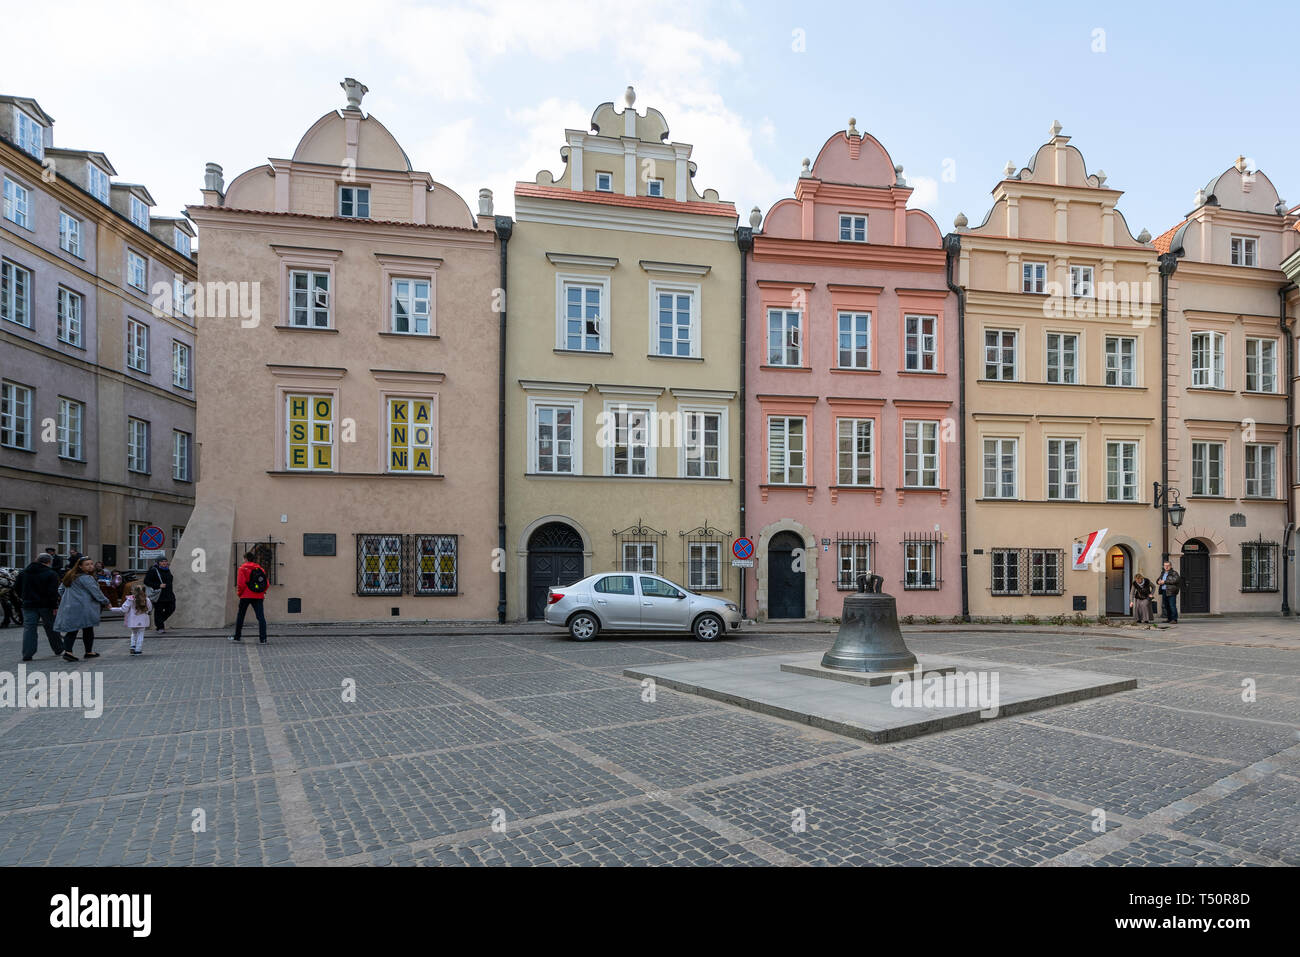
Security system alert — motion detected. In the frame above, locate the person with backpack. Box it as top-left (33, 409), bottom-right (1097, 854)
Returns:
top-left (229, 551), bottom-right (269, 643)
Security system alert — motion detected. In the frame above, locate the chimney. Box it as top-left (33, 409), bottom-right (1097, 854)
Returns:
top-left (477, 188), bottom-right (495, 229)
top-left (200, 162), bottom-right (224, 205)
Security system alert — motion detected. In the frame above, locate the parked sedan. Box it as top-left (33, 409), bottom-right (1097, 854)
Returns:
top-left (544, 572), bottom-right (741, 641)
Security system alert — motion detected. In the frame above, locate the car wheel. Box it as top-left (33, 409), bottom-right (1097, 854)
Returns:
top-left (568, 612), bottom-right (600, 642)
top-left (693, 613), bottom-right (723, 642)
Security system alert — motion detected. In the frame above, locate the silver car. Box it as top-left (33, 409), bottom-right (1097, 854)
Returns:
top-left (544, 572), bottom-right (742, 642)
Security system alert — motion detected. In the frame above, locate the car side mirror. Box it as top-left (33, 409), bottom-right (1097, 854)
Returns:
top-left (676, 593), bottom-right (685, 599)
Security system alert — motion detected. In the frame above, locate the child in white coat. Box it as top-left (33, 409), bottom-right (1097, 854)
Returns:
top-left (118, 584), bottom-right (153, 655)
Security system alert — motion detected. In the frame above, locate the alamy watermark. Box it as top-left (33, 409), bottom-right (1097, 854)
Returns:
top-left (0, 665), bottom-right (103, 718)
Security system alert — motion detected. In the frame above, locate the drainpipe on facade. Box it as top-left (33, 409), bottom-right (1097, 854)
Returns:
top-left (1281, 281), bottom-right (1296, 616)
top-left (736, 225), bottom-right (753, 619)
top-left (1158, 251), bottom-right (1181, 562)
top-left (495, 215), bottom-right (514, 623)
top-left (943, 233), bottom-right (970, 621)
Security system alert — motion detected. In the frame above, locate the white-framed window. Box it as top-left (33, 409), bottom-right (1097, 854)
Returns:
top-left (174, 274), bottom-right (189, 318)
top-left (174, 229), bottom-right (191, 256)
top-left (14, 108), bottom-right (44, 160)
top-left (59, 212), bottom-right (82, 257)
top-left (1244, 444), bottom-right (1276, 498)
top-left (130, 195), bottom-right (150, 229)
top-left (529, 400), bottom-right (580, 474)
top-left (1245, 338), bottom-right (1277, 393)
top-left (688, 542), bottom-right (721, 590)
top-left (903, 541), bottom-right (939, 590)
top-left (172, 430), bottom-right (192, 481)
top-left (622, 543), bottom-right (657, 573)
top-left (0, 511), bottom-right (32, 568)
top-left (3, 177), bottom-right (31, 228)
top-left (903, 420), bottom-right (940, 488)
top-left (387, 397), bottom-right (436, 473)
top-left (1241, 541), bottom-right (1278, 593)
top-left (558, 278), bottom-right (607, 352)
top-left (1046, 438), bottom-right (1080, 501)
top-left (836, 418), bottom-right (874, 486)
top-left (904, 315), bottom-right (938, 372)
top-left (1046, 332), bottom-right (1079, 384)
top-left (681, 409), bottom-right (724, 479)
top-left (289, 270), bottom-right (331, 327)
top-left (984, 329), bottom-right (1017, 380)
top-left (839, 214), bottom-right (867, 242)
top-left (991, 549), bottom-right (1021, 595)
top-left (1022, 261), bottom-right (1047, 294)
top-left (837, 311), bottom-right (871, 369)
top-left (1230, 236), bottom-right (1258, 267)
top-left (982, 437), bottom-right (1017, 498)
top-left (1191, 441), bottom-right (1224, 497)
top-left (1, 259), bottom-right (32, 327)
top-left (57, 287), bottom-right (83, 346)
top-left (651, 285), bottom-right (699, 358)
top-left (126, 318), bottom-right (149, 372)
top-left (767, 416), bottom-right (806, 484)
top-left (172, 341), bottom-right (191, 389)
top-left (647, 178), bottom-right (664, 198)
top-left (595, 171), bottom-right (613, 192)
top-left (88, 164), bottom-right (111, 204)
top-left (127, 250), bottom-right (147, 291)
top-left (1029, 549), bottom-right (1064, 595)
top-left (57, 398), bottom-right (83, 459)
top-left (604, 404), bottom-right (654, 477)
top-left (127, 417), bottom-right (150, 474)
top-left (338, 186), bottom-right (370, 218)
top-left (127, 521), bottom-right (151, 572)
top-left (1069, 264), bottom-right (1094, 298)
top-left (285, 394), bottom-right (334, 471)
top-left (1105, 440), bottom-right (1139, 502)
top-left (58, 515), bottom-right (84, 558)
top-left (170, 525), bottom-right (185, 560)
top-left (837, 539), bottom-right (873, 590)
top-left (391, 278), bottom-right (431, 335)
top-left (1191, 331), bottom-right (1226, 389)
top-left (1, 380), bottom-right (33, 449)
top-left (767, 309), bottom-right (802, 366)
top-left (1105, 336), bottom-right (1136, 387)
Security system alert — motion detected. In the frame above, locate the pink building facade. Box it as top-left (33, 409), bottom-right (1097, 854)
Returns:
top-left (746, 123), bottom-right (960, 619)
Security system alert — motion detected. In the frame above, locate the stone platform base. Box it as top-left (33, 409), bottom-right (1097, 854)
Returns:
top-left (780, 655), bottom-right (957, 687)
top-left (625, 653), bottom-right (1136, 744)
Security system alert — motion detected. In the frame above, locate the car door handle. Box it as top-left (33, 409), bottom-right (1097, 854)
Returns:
top-left (596, 599), bottom-right (607, 604)
top-left (643, 601), bottom-right (653, 606)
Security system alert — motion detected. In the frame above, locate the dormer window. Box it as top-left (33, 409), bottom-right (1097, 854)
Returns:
top-left (595, 171), bottom-right (613, 192)
top-left (130, 196), bottom-right (150, 230)
top-left (14, 108), bottom-right (44, 160)
top-left (174, 228), bottom-right (191, 256)
top-left (647, 178), bottom-right (664, 198)
top-left (839, 214), bottom-right (867, 243)
top-left (338, 186), bottom-right (370, 218)
top-left (88, 164), bottom-right (111, 204)
top-left (1230, 236), bottom-right (1257, 267)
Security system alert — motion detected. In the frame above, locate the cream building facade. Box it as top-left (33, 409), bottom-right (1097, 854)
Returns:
top-left (506, 89), bottom-right (743, 621)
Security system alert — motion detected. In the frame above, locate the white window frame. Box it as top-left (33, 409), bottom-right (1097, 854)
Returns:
top-left (622, 542), bottom-right (657, 573)
top-left (288, 269), bottom-right (331, 328)
top-left (903, 420), bottom-right (941, 488)
top-left (903, 542), bottom-right (939, 590)
top-left (839, 214), bottom-right (867, 242)
top-left (59, 212), bottom-right (82, 257)
top-left (688, 542), bottom-right (722, 590)
top-left (1244, 444), bottom-right (1276, 498)
top-left (126, 318), bottom-right (149, 373)
top-left (127, 250), bottom-right (147, 291)
top-left (595, 171), bottom-right (613, 192)
top-left (649, 282), bottom-right (701, 358)
top-left (284, 394), bottom-right (335, 472)
top-left (991, 549), bottom-right (1022, 595)
top-left (172, 340), bottom-right (191, 390)
top-left (1190, 441), bottom-right (1224, 497)
top-left (766, 308), bottom-right (803, 367)
top-left (1, 380), bottom-right (33, 450)
top-left (1069, 264), bottom-right (1094, 298)
top-left (130, 195), bottom-right (150, 229)
top-left (1046, 332), bottom-right (1079, 384)
top-left (904, 314), bottom-right (938, 372)
top-left (528, 397), bottom-right (582, 475)
top-left (1191, 331), bottom-right (1226, 389)
top-left (57, 397), bottom-right (83, 460)
top-left (0, 510), bottom-right (32, 568)
top-left (982, 437), bottom-right (1018, 499)
top-left (174, 228), bottom-right (191, 256)
top-left (14, 108), bottom-right (44, 160)
top-left (646, 178), bottom-right (664, 198)
top-left (57, 287), bottom-right (83, 346)
top-left (58, 515), bottom-right (84, 558)
top-left (984, 328), bottom-right (1017, 380)
top-left (767, 416), bottom-right (806, 485)
top-left (1230, 236), bottom-right (1258, 267)
top-left (836, 417), bottom-right (874, 486)
top-left (1245, 338), bottom-right (1277, 393)
top-left (338, 185), bottom-right (370, 218)
top-left (837, 311), bottom-right (871, 369)
top-left (127, 417), bottom-right (151, 474)
top-left (127, 521), bottom-right (148, 572)
top-left (87, 164), bottom-right (111, 204)
top-left (3, 176), bottom-right (31, 229)
top-left (385, 396), bottom-right (437, 474)
top-left (1105, 440), bottom-right (1139, 502)
top-left (555, 274), bottom-right (610, 352)
top-left (1022, 261), bottom-right (1047, 294)
top-left (1, 259), bottom-right (32, 327)
top-left (603, 402), bottom-right (656, 477)
top-left (173, 430), bottom-right (192, 481)
top-left (390, 277), bottom-right (432, 335)
top-left (1046, 438), bottom-right (1081, 501)
top-left (679, 406), bottom-right (727, 479)
top-left (1105, 335), bottom-right (1137, 387)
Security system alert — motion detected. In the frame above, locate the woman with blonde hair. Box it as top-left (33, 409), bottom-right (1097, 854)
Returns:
top-left (53, 557), bottom-right (112, 658)
top-left (1129, 571), bottom-right (1155, 625)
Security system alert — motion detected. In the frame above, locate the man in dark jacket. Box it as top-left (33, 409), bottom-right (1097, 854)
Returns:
top-left (143, 558), bottom-right (176, 632)
top-left (16, 554), bottom-right (66, 661)
top-left (45, 547), bottom-right (64, 574)
top-left (1157, 560), bottom-right (1181, 624)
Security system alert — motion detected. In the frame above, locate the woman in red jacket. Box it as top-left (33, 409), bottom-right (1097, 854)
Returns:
top-left (229, 551), bottom-right (269, 643)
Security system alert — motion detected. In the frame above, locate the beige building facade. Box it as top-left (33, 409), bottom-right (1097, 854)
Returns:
top-left (175, 80), bottom-right (501, 626)
top-left (956, 124), bottom-right (1163, 618)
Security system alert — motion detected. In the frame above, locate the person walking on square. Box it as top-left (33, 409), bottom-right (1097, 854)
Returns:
top-left (44, 547), bottom-right (64, 575)
top-left (1157, 560), bottom-right (1181, 624)
top-left (143, 557), bottom-right (176, 632)
top-left (16, 553), bottom-right (70, 662)
top-left (53, 557), bottom-right (111, 658)
top-left (1129, 572), bottom-right (1155, 626)
top-left (230, 551), bottom-right (269, 643)
top-left (116, 584), bottom-right (153, 656)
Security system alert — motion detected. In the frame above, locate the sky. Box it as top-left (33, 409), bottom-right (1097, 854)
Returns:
top-left (6, 0), bottom-right (1298, 241)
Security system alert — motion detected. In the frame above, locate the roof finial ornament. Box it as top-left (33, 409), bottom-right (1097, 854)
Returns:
top-left (954, 212), bottom-right (968, 229)
top-left (800, 157), bottom-right (812, 178)
top-left (624, 86), bottom-right (636, 108)
top-left (341, 77), bottom-right (368, 112)
top-left (847, 116), bottom-right (858, 136)
top-left (1194, 187), bottom-right (1207, 207)
top-left (1235, 154), bottom-right (1247, 172)
top-left (749, 206), bottom-right (762, 230)
top-left (1004, 160), bottom-right (1017, 179)
top-left (894, 164), bottom-right (906, 187)
top-left (1050, 119), bottom-right (1063, 137)
top-left (1095, 169), bottom-right (1107, 187)
top-left (1137, 227), bottom-right (1151, 244)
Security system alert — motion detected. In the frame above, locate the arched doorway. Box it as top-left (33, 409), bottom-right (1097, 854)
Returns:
top-left (767, 530), bottom-right (806, 619)
top-left (526, 522), bottom-right (583, 619)
top-left (1180, 540), bottom-right (1210, 613)
top-left (1104, 545), bottom-right (1132, 616)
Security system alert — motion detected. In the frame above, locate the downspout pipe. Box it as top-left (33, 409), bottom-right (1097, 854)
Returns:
top-left (1281, 281), bottom-right (1296, 616)
top-left (495, 215), bottom-right (514, 624)
top-left (943, 232), bottom-right (969, 622)
top-left (736, 225), bottom-right (753, 619)
top-left (1158, 251), bottom-right (1181, 562)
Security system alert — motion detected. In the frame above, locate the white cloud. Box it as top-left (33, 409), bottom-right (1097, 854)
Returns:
top-left (906, 174), bottom-right (940, 214)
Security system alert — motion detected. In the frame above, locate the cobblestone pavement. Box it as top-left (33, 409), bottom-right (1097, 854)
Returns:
top-left (0, 626), bottom-right (1296, 866)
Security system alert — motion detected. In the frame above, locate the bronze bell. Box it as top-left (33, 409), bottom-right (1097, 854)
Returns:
top-left (821, 574), bottom-right (918, 672)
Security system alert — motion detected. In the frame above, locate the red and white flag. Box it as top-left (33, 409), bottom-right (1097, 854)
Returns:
top-left (1073, 528), bottom-right (1108, 570)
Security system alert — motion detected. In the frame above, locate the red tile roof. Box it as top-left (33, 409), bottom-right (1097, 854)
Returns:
top-left (184, 205), bottom-right (490, 233)
top-left (514, 183), bottom-right (737, 217)
top-left (1152, 220), bottom-right (1186, 254)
